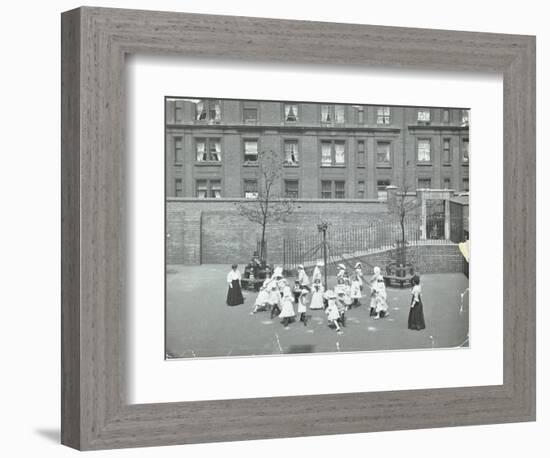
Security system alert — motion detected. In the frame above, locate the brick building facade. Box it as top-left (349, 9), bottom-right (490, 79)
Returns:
top-left (165, 98), bottom-right (469, 265)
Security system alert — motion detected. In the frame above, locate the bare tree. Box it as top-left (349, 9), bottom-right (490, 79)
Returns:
top-left (235, 150), bottom-right (295, 262)
top-left (386, 184), bottom-right (421, 264)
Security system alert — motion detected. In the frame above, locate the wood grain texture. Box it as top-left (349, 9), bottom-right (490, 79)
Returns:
top-left (60, 6), bottom-right (536, 450)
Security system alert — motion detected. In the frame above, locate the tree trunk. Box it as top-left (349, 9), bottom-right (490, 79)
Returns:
top-left (260, 197), bottom-right (269, 262)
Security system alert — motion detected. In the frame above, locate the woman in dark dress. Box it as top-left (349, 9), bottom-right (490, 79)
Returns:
top-left (226, 264), bottom-right (244, 306)
top-left (408, 275), bottom-right (426, 330)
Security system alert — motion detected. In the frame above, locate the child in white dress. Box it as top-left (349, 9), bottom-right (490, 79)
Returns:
top-left (371, 266), bottom-right (389, 319)
top-left (309, 278), bottom-right (325, 310)
top-left (268, 282), bottom-right (281, 319)
top-left (279, 286), bottom-right (296, 327)
top-left (325, 291), bottom-right (341, 331)
top-left (251, 286), bottom-right (270, 314)
top-left (297, 264), bottom-right (310, 287)
top-left (350, 274), bottom-right (362, 308)
top-left (312, 261), bottom-right (323, 285)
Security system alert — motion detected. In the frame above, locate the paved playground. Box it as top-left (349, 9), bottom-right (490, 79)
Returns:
top-left (165, 265), bottom-right (469, 359)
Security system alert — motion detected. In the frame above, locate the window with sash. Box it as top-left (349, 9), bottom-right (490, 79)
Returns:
top-left (284, 140), bottom-right (299, 165)
top-left (320, 105), bottom-right (346, 124)
top-left (377, 179), bottom-right (390, 200)
top-left (195, 100), bottom-right (221, 122)
top-left (417, 139), bottom-right (431, 162)
top-left (357, 140), bottom-right (366, 167)
top-left (243, 107), bottom-right (258, 124)
top-left (284, 104), bottom-right (298, 122)
top-left (174, 136), bottom-right (183, 163)
top-left (357, 180), bottom-right (366, 199)
top-left (243, 140), bottom-right (259, 163)
top-left (321, 180), bottom-right (346, 199)
top-left (243, 180), bottom-right (258, 199)
top-left (417, 108), bottom-right (431, 124)
top-left (442, 109), bottom-right (450, 123)
top-left (443, 177), bottom-right (451, 189)
top-left (195, 138), bottom-right (221, 162)
top-left (196, 179), bottom-right (222, 199)
top-left (321, 140), bottom-right (346, 166)
top-left (356, 106), bottom-right (365, 124)
top-left (462, 138), bottom-right (469, 162)
top-left (284, 180), bottom-right (299, 198)
top-left (443, 138), bottom-right (451, 163)
top-left (417, 178), bottom-right (432, 189)
top-left (461, 109), bottom-right (470, 126)
top-left (174, 100), bottom-right (184, 123)
top-left (376, 141), bottom-right (391, 164)
top-left (377, 107), bottom-right (391, 124)
top-left (462, 178), bottom-right (469, 192)
top-left (175, 178), bottom-right (183, 197)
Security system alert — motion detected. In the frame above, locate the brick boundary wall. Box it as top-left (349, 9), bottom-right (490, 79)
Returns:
top-left (166, 199), bottom-right (393, 265)
top-left (166, 200), bottom-right (464, 274)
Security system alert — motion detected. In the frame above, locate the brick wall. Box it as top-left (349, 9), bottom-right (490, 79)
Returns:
top-left (316, 243), bottom-right (463, 276)
top-left (167, 199), bottom-right (391, 265)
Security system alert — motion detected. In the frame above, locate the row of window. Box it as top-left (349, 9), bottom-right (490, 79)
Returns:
top-left (173, 137), bottom-right (470, 165)
top-left (174, 99), bottom-right (470, 126)
top-left (173, 177), bottom-right (469, 199)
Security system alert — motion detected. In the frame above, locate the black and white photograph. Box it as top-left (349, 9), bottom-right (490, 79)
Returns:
top-left (165, 97), bottom-right (470, 359)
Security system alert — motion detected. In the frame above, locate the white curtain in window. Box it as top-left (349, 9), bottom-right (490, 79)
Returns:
top-left (417, 140), bottom-right (431, 161)
top-left (461, 110), bottom-right (469, 126)
top-left (214, 102), bottom-right (221, 120)
top-left (321, 142), bottom-right (332, 165)
top-left (210, 141), bottom-right (221, 161)
top-left (377, 143), bottom-right (390, 162)
top-left (285, 104), bottom-right (297, 121)
top-left (335, 106), bottom-right (345, 123)
top-left (244, 141), bottom-right (258, 161)
top-left (335, 143), bottom-right (345, 164)
top-left (245, 141), bottom-right (258, 154)
top-left (285, 142), bottom-right (298, 163)
top-left (378, 107), bottom-right (390, 124)
top-left (418, 110), bottom-right (430, 122)
top-left (462, 140), bottom-right (469, 161)
top-left (196, 101), bottom-right (205, 120)
top-left (196, 141), bottom-right (206, 161)
top-left (321, 105), bottom-right (330, 122)
top-left (197, 181), bottom-right (207, 198)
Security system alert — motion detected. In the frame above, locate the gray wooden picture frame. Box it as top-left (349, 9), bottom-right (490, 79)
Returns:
top-left (61, 6), bottom-right (536, 451)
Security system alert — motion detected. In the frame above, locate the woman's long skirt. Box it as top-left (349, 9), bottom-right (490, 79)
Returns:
top-left (408, 296), bottom-right (426, 330)
top-left (226, 279), bottom-right (244, 306)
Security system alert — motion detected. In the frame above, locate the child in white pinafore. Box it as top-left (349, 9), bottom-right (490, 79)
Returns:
top-left (350, 274), bottom-right (362, 308)
top-left (309, 278), bottom-right (325, 310)
top-left (279, 286), bottom-right (296, 327)
top-left (268, 282), bottom-right (281, 319)
top-left (325, 291), bottom-right (341, 331)
top-left (250, 275), bottom-right (272, 314)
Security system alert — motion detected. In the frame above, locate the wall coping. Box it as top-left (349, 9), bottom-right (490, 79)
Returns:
top-left (167, 197), bottom-right (385, 204)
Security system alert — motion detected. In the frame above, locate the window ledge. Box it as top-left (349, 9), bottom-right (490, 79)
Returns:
top-left (283, 163), bottom-right (300, 167)
top-left (194, 161), bottom-right (222, 166)
top-left (376, 164), bottom-right (392, 169)
top-left (173, 162), bottom-right (183, 166)
top-left (320, 164), bottom-right (346, 168)
top-left (243, 162), bottom-right (259, 167)
top-left (461, 162), bottom-right (470, 166)
top-left (416, 162), bottom-right (433, 166)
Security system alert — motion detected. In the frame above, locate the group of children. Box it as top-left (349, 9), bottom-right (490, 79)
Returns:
top-left (251, 261), bottom-right (391, 331)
